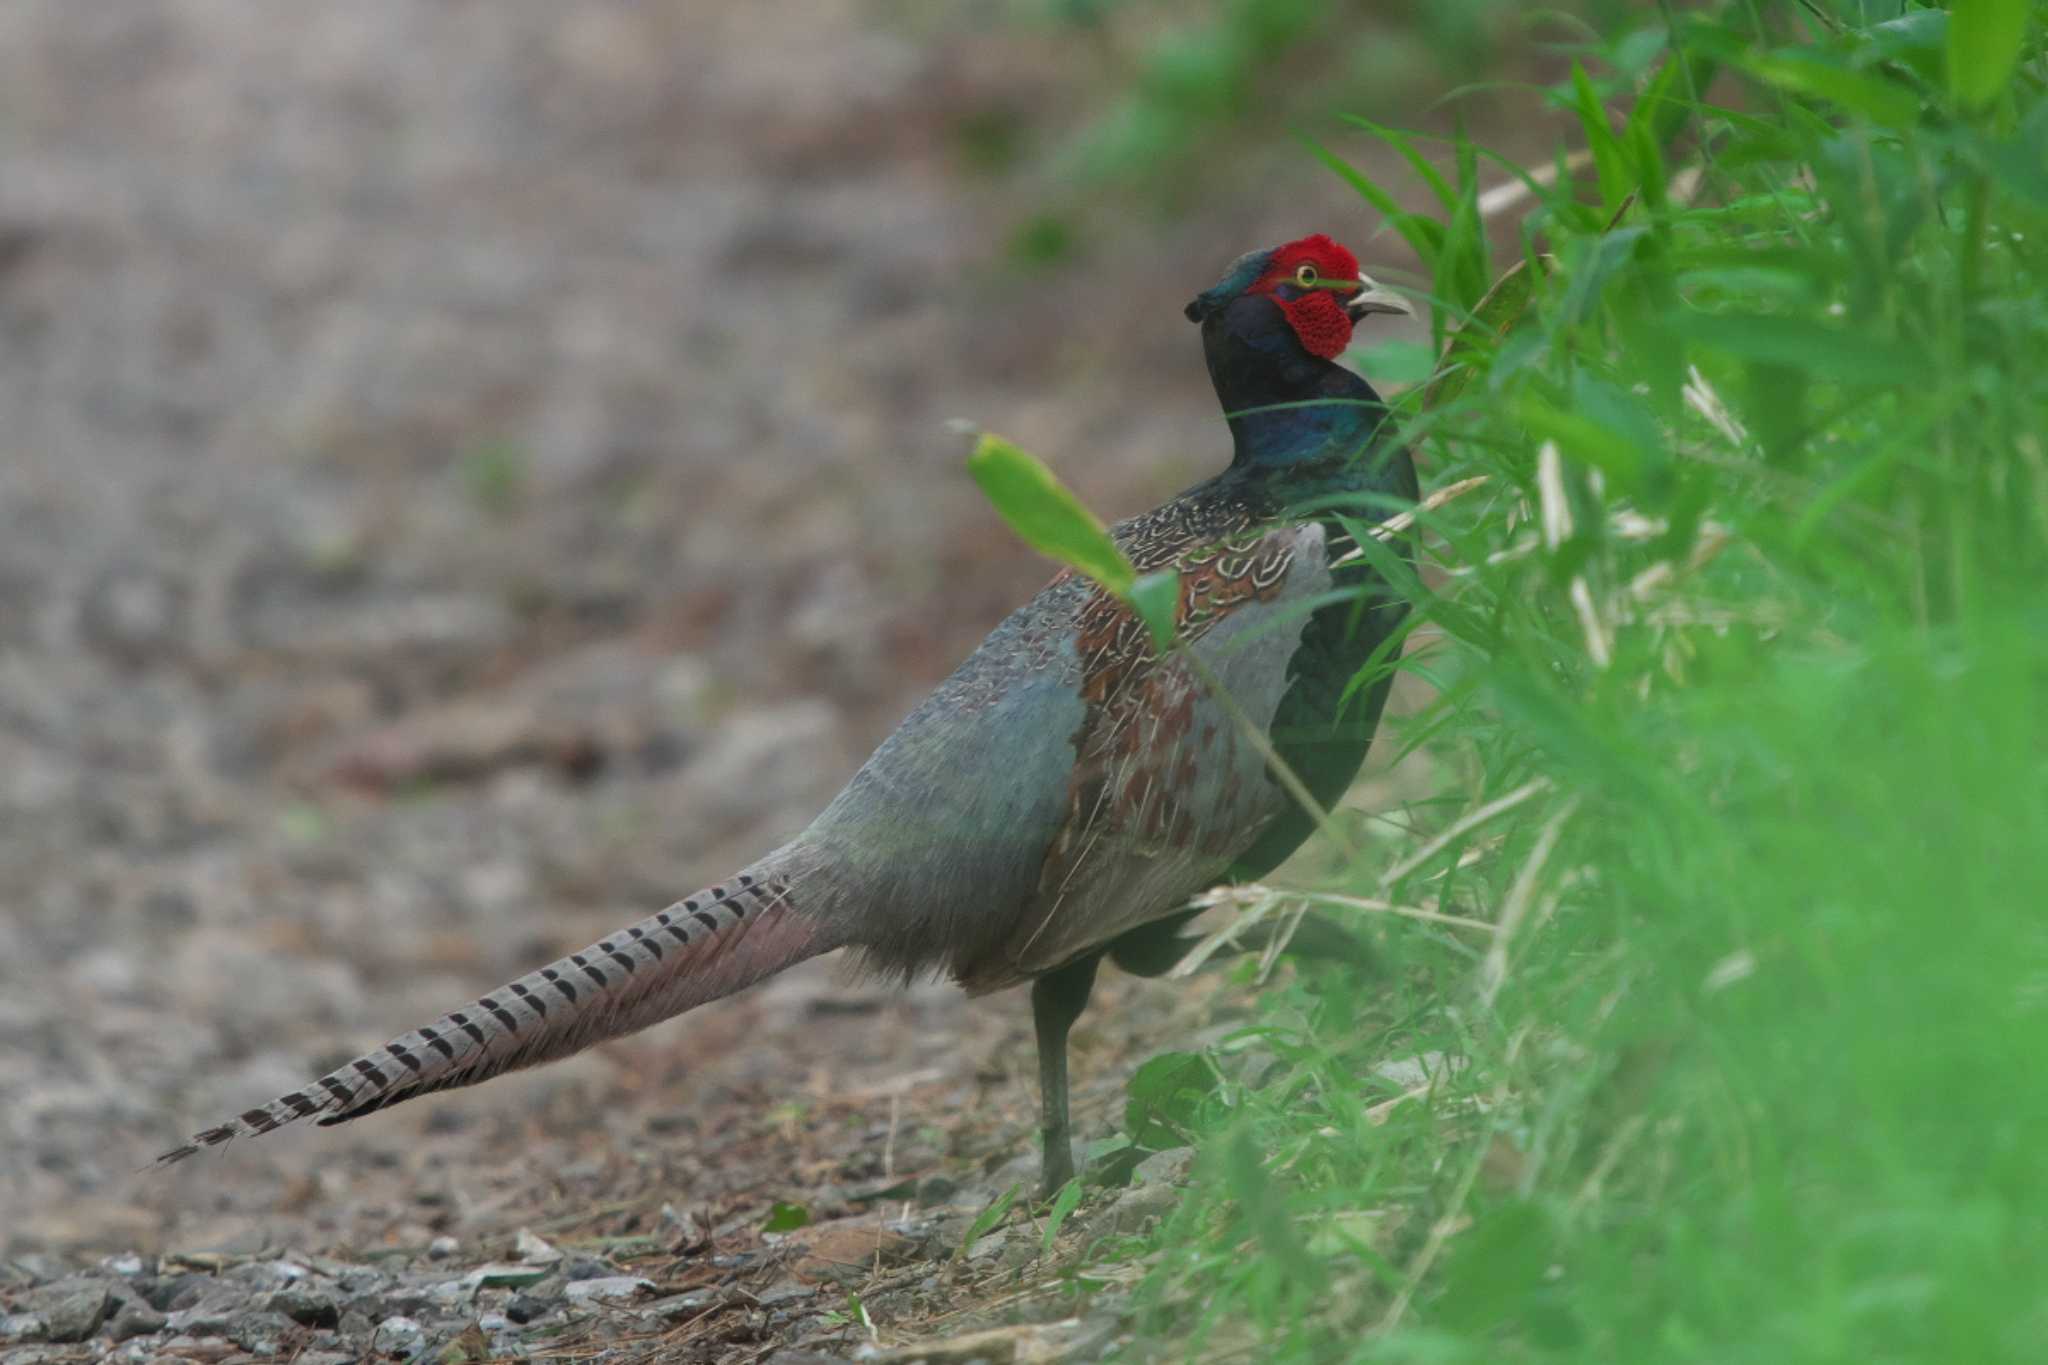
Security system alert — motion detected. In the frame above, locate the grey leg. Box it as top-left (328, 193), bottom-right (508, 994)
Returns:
top-left (1030, 953), bottom-right (1102, 1198)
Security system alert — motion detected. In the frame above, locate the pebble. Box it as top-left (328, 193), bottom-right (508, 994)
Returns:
top-left (270, 1285), bottom-right (341, 1327)
top-left (227, 1309), bottom-right (295, 1355)
top-left (1096, 1181), bottom-right (1180, 1236)
top-left (503, 1292), bottom-right (560, 1324)
top-left (513, 1227), bottom-right (561, 1263)
top-left (374, 1314), bottom-right (429, 1359)
top-left (563, 1275), bottom-right (657, 1305)
top-left (1132, 1145), bottom-right (1198, 1186)
top-left (0, 1314), bottom-right (45, 1344)
top-left (427, 1236), bottom-right (461, 1260)
top-left (30, 1283), bottom-right (113, 1343)
top-left (0, 1185), bottom-right (1131, 1360)
top-left (640, 1289), bottom-right (718, 1320)
top-left (107, 1303), bottom-right (168, 1342)
top-left (560, 1255), bottom-right (615, 1282)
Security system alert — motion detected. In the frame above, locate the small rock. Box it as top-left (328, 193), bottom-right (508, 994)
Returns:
top-left (660, 1203), bottom-right (705, 1249)
top-left (640, 1290), bottom-right (717, 1321)
top-left (33, 1284), bottom-right (113, 1344)
top-left (1099, 1181), bottom-right (1179, 1236)
top-left (143, 1272), bottom-right (214, 1312)
top-left (0, 1314), bottom-right (46, 1343)
top-left (427, 1235), bottom-right (461, 1260)
top-left (108, 1302), bottom-right (168, 1342)
top-left (97, 1254), bottom-right (149, 1278)
top-left (560, 1255), bottom-right (614, 1282)
top-left (362, 1289), bottom-right (419, 1317)
top-left (1132, 1146), bottom-right (1198, 1186)
top-left (755, 1280), bottom-right (816, 1309)
top-left (964, 1227), bottom-right (1010, 1263)
top-left (166, 1289), bottom-right (242, 1336)
top-left (513, 1228), bottom-right (561, 1263)
top-left (227, 1309), bottom-right (295, 1356)
top-left (270, 1285), bottom-right (341, 1328)
top-left (562, 1276), bottom-right (656, 1305)
top-left (502, 1292), bottom-right (559, 1325)
top-left (375, 1315), bottom-right (428, 1359)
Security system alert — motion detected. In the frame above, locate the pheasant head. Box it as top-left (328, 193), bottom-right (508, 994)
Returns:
top-left (1183, 233), bottom-right (1408, 360)
top-left (1184, 235), bottom-right (1409, 471)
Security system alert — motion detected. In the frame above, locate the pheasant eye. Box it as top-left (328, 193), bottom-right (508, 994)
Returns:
top-left (1294, 263), bottom-right (1319, 288)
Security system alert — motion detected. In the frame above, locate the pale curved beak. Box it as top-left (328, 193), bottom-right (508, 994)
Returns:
top-left (1344, 276), bottom-right (1412, 320)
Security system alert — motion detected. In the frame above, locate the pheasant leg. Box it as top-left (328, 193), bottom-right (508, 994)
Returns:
top-left (1030, 952), bottom-right (1103, 1198)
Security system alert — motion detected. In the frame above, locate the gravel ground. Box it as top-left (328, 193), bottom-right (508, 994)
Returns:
top-left (0, 2), bottom-right (1465, 1359)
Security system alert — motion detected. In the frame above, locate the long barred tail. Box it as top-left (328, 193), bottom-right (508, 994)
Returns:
top-left (159, 853), bottom-right (834, 1165)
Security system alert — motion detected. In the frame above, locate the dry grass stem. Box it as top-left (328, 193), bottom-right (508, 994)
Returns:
top-left (1477, 799), bottom-right (1579, 1011)
top-left (1379, 777), bottom-right (1552, 890)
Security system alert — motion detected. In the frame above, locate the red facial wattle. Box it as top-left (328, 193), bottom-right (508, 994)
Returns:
top-left (1274, 291), bottom-right (1354, 359)
top-left (1251, 232), bottom-right (1367, 360)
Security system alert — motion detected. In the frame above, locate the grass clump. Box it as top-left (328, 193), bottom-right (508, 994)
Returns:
top-left (1094, 3), bottom-right (2048, 1359)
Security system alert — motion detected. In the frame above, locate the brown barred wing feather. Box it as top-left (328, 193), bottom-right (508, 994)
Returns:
top-left (993, 521), bottom-right (1336, 981)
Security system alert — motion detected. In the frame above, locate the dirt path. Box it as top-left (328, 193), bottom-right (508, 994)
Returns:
top-left (0, 3), bottom-right (1475, 1359)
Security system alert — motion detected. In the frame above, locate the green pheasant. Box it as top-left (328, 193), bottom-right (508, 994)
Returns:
top-left (163, 234), bottom-right (1417, 1196)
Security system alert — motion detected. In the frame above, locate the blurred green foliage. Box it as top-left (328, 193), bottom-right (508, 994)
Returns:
top-left (984, 0), bottom-right (2048, 1357)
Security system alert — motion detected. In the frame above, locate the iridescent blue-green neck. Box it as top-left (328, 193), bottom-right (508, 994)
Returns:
top-left (1197, 291), bottom-right (1405, 509)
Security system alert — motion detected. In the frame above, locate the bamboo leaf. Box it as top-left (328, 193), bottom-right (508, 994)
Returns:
top-left (1130, 569), bottom-right (1182, 652)
top-left (1743, 49), bottom-right (1922, 129)
top-left (968, 432), bottom-right (1136, 596)
top-left (1948, 0), bottom-right (2030, 110)
top-left (1041, 1178), bottom-right (1085, 1256)
top-left (957, 1183), bottom-right (1023, 1261)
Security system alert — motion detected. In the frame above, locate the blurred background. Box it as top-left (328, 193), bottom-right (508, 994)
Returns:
top-left (0, 0), bottom-right (1566, 1255)
top-left (7, 4), bottom-right (2047, 1362)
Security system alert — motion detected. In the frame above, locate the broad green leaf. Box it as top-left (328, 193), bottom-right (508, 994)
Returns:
top-left (1669, 313), bottom-right (1921, 385)
top-left (1437, 124), bottom-right (1491, 319)
top-left (1517, 397), bottom-right (1647, 491)
top-left (1422, 254), bottom-right (1551, 413)
top-left (1356, 338), bottom-right (1437, 386)
top-left (1948, 0), bottom-right (2030, 109)
top-left (956, 1183), bottom-right (1022, 1260)
top-left (1570, 62), bottom-right (1631, 213)
top-left (1124, 1050), bottom-right (1216, 1147)
top-left (1434, 1199), bottom-right (1560, 1331)
top-left (1743, 49), bottom-right (1921, 129)
top-left (1224, 1126), bottom-right (1326, 1290)
top-left (1040, 1178), bottom-right (1085, 1255)
top-left (968, 432), bottom-right (1135, 596)
top-left (1869, 10), bottom-right (1951, 86)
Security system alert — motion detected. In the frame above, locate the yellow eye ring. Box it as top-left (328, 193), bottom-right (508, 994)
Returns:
top-left (1294, 263), bottom-right (1319, 288)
